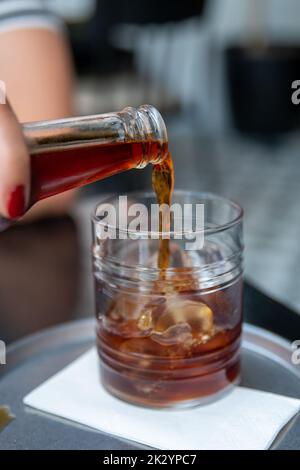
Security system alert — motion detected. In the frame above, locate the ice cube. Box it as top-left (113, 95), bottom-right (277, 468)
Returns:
top-left (151, 322), bottom-right (193, 346)
top-left (105, 295), bottom-right (155, 337)
top-left (137, 308), bottom-right (153, 331)
top-left (153, 297), bottom-right (214, 344)
top-left (108, 295), bottom-right (146, 321)
top-left (120, 331), bottom-right (192, 360)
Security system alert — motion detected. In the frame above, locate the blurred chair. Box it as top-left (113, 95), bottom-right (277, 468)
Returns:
top-left (104, 0), bottom-right (207, 113)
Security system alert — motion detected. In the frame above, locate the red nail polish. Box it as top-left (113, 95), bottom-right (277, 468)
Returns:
top-left (7, 185), bottom-right (26, 219)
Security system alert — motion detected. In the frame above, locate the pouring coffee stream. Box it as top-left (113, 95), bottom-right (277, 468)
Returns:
top-left (152, 152), bottom-right (174, 272)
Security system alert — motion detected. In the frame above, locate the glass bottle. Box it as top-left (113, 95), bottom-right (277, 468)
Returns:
top-left (0, 105), bottom-right (168, 230)
top-left (26, 104), bottom-right (168, 203)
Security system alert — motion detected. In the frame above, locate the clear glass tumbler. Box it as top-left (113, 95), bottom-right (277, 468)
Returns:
top-left (92, 190), bottom-right (244, 408)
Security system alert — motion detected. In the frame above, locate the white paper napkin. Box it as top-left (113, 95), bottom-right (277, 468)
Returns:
top-left (23, 349), bottom-right (300, 450)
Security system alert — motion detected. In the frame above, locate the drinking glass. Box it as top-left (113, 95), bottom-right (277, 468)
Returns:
top-left (92, 190), bottom-right (244, 407)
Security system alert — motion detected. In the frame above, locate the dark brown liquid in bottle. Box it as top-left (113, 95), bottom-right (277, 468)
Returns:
top-left (30, 140), bottom-right (167, 204)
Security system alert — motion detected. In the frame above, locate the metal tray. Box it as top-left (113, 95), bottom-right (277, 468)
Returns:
top-left (0, 319), bottom-right (299, 450)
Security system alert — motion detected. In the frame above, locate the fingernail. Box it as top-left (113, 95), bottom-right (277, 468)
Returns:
top-left (7, 185), bottom-right (26, 219)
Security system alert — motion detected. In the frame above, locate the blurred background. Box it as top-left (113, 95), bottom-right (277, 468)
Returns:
top-left (2, 0), bottom-right (300, 343)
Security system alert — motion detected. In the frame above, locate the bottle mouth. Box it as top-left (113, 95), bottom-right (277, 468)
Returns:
top-left (137, 104), bottom-right (168, 144)
top-left (122, 104), bottom-right (169, 166)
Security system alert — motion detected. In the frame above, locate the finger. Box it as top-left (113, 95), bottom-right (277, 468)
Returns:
top-left (0, 100), bottom-right (30, 219)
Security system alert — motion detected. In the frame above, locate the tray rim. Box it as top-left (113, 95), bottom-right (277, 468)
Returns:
top-left (243, 324), bottom-right (300, 379)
